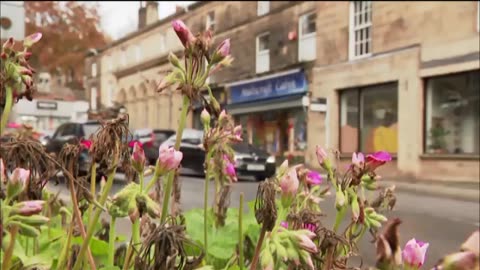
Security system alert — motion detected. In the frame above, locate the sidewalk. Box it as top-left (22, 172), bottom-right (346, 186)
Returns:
top-left (378, 179), bottom-right (480, 203)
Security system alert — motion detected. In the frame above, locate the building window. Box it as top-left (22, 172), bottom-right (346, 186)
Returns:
top-left (91, 87), bottom-right (97, 111)
top-left (91, 63), bottom-right (97, 77)
top-left (256, 32), bottom-right (270, 73)
top-left (206, 11), bottom-right (216, 32)
top-left (257, 1), bottom-right (270, 16)
top-left (298, 12), bottom-right (317, 61)
top-left (349, 1), bottom-right (372, 60)
top-left (425, 70), bottom-right (479, 155)
top-left (340, 83), bottom-right (398, 154)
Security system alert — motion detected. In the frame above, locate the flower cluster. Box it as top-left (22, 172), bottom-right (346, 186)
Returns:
top-left (158, 19), bottom-right (233, 113)
top-left (1, 33), bottom-right (42, 103)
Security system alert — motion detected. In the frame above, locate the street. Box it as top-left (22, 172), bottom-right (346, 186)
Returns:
top-left (46, 174), bottom-right (479, 269)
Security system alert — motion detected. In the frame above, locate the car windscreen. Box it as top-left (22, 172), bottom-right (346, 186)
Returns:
top-left (83, 124), bottom-right (101, 138)
top-left (153, 132), bottom-right (174, 142)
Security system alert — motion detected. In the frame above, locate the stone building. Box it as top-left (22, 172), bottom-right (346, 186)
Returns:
top-left (87, 1), bottom-right (480, 182)
top-left (308, 1), bottom-right (479, 182)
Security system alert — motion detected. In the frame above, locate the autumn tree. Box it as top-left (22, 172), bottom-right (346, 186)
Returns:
top-left (25, 1), bottom-right (110, 88)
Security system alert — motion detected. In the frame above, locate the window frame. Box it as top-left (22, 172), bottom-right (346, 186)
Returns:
top-left (299, 12), bottom-right (317, 39)
top-left (206, 11), bottom-right (216, 32)
top-left (256, 32), bottom-right (270, 73)
top-left (349, 1), bottom-right (373, 60)
top-left (338, 81), bottom-right (398, 155)
top-left (422, 70), bottom-right (480, 156)
top-left (298, 11), bottom-right (317, 61)
top-left (257, 1), bottom-right (270, 16)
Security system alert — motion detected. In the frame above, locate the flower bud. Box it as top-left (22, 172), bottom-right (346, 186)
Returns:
top-left (11, 214), bottom-right (49, 226)
top-left (352, 152), bottom-right (365, 168)
top-left (218, 110), bottom-right (227, 123)
top-left (17, 66), bottom-right (33, 76)
top-left (211, 39), bottom-right (231, 64)
top-left (305, 170), bottom-right (322, 185)
top-left (157, 144), bottom-right (183, 175)
top-left (7, 168), bottom-right (30, 199)
top-left (23, 32), bottom-right (42, 48)
top-left (12, 200), bottom-right (45, 216)
top-left (280, 221), bottom-right (289, 229)
top-left (2, 37), bottom-right (14, 50)
top-left (201, 108), bottom-right (211, 126)
top-left (402, 238), bottom-right (429, 268)
top-left (23, 51), bottom-right (32, 60)
top-left (1, 52), bottom-right (7, 59)
top-left (131, 142), bottom-right (146, 173)
top-left (9, 221), bottom-right (40, 237)
top-left (171, 20), bottom-right (196, 48)
top-left (145, 195), bottom-right (161, 219)
top-left (297, 233), bottom-right (317, 253)
top-left (168, 52), bottom-right (182, 70)
top-left (209, 98), bottom-right (221, 116)
top-left (439, 251), bottom-right (478, 270)
top-left (335, 188), bottom-right (346, 210)
top-left (21, 75), bottom-right (33, 88)
top-left (279, 167), bottom-right (299, 196)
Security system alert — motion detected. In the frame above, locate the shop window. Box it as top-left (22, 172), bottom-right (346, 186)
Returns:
top-left (256, 32), bottom-right (270, 73)
top-left (349, 1), bottom-right (372, 60)
top-left (257, 1), bottom-right (270, 16)
top-left (299, 12), bottom-right (316, 61)
top-left (291, 109), bottom-right (307, 151)
top-left (340, 83), bottom-right (398, 154)
top-left (425, 70), bottom-right (479, 155)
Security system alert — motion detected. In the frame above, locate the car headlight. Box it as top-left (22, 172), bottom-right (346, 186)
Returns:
top-left (267, 155), bottom-right (276, 163)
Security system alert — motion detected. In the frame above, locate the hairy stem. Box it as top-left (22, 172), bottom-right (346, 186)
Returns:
top-left (239, 193), bottom-right (244, 270)
top-left (2, 225), bottom-right (19, 270)
top-left (108, 216), bottom-right (116, 267)
top-left (333, 206), bottom-right (347, 233)
top-left (0, 85), bottom-right (13, 135)
top-left (66, 160), bottom-right (96, 270)
top-left (57, 215), bottom-right (75, 270)
top-left (250, 225), bottom-right (267, 270)
top-left (73, 156), bottom-right (118, 270)
top-left (203, 150), bottom-right (214, 262)
top-left (144, 160), bottom-right (160, 193)
top-left (160, 96), bottom-right (190, 223)
top-left (87, 163), bottom-right (97, 224)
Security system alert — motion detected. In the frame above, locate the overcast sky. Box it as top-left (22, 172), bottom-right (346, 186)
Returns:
top-left (97, 1), bottom-right (196, 40)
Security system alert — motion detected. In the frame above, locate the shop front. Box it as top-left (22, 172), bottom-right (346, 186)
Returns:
top-left (225, 69), bottom-right (309, 161)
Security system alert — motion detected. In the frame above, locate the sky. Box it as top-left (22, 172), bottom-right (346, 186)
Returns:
top-left (96, 1), bottom-right (196, 40)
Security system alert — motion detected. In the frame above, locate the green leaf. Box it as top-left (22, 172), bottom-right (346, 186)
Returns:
top-left (72, 236), bottom-right (109, 256)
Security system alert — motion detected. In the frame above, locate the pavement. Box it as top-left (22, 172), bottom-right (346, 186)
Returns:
top-left (45, 173), bottom-right (480, 269)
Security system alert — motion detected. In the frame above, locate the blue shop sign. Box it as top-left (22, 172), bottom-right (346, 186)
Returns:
top-left (229, 70), bottom-right (307, 104)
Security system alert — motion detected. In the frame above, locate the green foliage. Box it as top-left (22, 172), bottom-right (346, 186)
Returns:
top-left (183, 200), bottom-right (261, 269)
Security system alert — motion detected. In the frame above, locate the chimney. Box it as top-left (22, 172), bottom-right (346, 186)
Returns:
top-left (138, 1), bottom-right (158, 29)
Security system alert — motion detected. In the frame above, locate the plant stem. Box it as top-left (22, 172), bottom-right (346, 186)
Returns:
top-left (239, 193), bottom-right (244, 270)
top-left (108, 216), bottom-right (116, 267)
top-left (160, 96), bottom-right (190, 223)
top-left (88, 163), bottom-right (97, 224)
top-left (144, 160), bottom-right (160, 193)
top-left (0, 86), bottom-right (13, 135)
top-left (72, 160), bottom-right (118, 270)
top-left (250, 225), bottom-right (267, 270)
top-left (66, 160), bottom-right (97, 270)
top-left (333, 206), bottom-right (347, 233)
top-left (2, 225), bottom-right (19, 270)
top-left (57, 215), bottom-right (75, 270)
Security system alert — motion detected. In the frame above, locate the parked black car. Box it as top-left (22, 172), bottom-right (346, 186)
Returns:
top-left (45, 121), bottom-right (102, 176)
top-left (133, 128), bottom-right (175, 165)
top-left (160, 129), bottom-right (276, 181)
